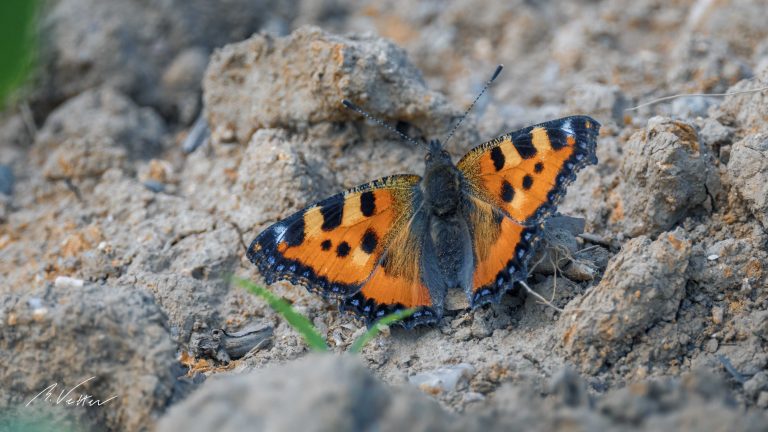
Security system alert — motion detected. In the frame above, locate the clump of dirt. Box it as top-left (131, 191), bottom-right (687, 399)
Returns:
top-left (1, 0), bottom-right (768, 430)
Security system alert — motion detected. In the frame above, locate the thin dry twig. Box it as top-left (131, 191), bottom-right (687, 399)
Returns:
top-left (625, 82), bottom-right (768, 112)
top-left (519, 280), bottom-right (565, 313)
top-left (578, 232), bottom-right (616, 249)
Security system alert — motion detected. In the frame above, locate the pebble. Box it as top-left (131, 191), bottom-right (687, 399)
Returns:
top-left (564, 260), bottom-right (597, 281)
top-left (143, 180), bottom-right (166, 193)
top-left (0, 165), bottom-right (13, 196)
top-left (182, 114), bottom-right (210, 154)
top-left (712, 306), bottom-right (724, 325)
top-left (54, 276), bottom-right (85, 289)
top-left (757, 391), bottom-right (768, 409)
top-left (27, 298), bottom-right (43, 309)
top-left (28, 297), bottom-right (48, 321)
top-left (408, 363), bottom-right (475, 393)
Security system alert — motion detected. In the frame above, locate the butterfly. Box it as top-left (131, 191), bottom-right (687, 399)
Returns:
top-left (247, 107), bottom-right (600, 328)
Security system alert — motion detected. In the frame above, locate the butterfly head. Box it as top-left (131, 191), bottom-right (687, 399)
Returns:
top-left (425, 139), bottom-right (452, 167)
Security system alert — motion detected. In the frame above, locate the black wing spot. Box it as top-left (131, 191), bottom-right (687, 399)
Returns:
top-left (490, 146), bottom-right (506, 171)
top-left (501, 180), bottom-right (515, 203)
top-left (321, 239), bottom-right (332, 251)
top-left (336, 241), bottom-right (351, 257)
top-left (547, 128), bottom-right (568, 150)
top-left (284, 219), bottom-right (305, 246)
top-left (320, 196), bottom-right (344, 231)
top-left (534, 162), bottom-right (544, 173)
top-left (522, 175), bottom-right (533, 190)
top-left (361, 229), bottom-right (378, 254)
top-left (513, 135), bottom-right (538, 159)
top-left (360, 191), bottom-right (376, 217)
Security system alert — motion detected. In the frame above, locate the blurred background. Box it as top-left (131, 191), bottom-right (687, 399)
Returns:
top-left (4, 0), bottom-right (766, 129)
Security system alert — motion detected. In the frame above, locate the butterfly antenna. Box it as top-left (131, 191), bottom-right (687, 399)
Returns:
top-left (442, 64), bottom-right (503, 148)
top-left (342, 100), bottom-right (425, 149)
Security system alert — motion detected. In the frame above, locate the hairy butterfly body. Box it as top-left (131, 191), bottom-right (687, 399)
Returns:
top-left (247, 115), bottom-right (600, 328)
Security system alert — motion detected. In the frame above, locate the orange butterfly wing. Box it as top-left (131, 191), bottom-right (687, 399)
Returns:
top-left (247, 175), bottom-right (438, 326)
top-left (457, 116), bottom-right (600, 305)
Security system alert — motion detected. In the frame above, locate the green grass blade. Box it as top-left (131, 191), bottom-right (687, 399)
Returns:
top-left (0, 0), bottom-right (38, 106)
top-left (348, 308), bottom-right (416, 353)
top-left (235, 277), bottom-right (328, 352)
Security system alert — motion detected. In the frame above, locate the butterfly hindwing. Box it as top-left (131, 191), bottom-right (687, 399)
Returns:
top-left (248, 174), bottom-right (439, 327)
top-left (464, 195), bottom-right (539, 306)
top-left (458, 116), bottom-right (601, 305)
top-left (341, 215), bottom-right (439, 326)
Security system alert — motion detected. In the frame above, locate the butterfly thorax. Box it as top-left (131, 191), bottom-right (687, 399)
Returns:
top-left (422, 140), bottom-right (462, 216)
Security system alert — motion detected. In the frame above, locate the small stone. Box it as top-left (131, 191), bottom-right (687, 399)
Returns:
top-left (27, 297), bottom-right (43, 310)
top-left (0, 165), bottom-right (13, 196)
top-left (408, 364), bottom-right (475, 394)
top-left (27, 297), bottom-right (49, 321)
top-left (705, 338), bottom-right (719, 353)
top-left (563, 260), bottom-right (597, 281)
top-left (54, 276), bottom-right (85, 289)
top-left (182, 114), bottom-right (210, 154)
top-left (712, 306), bottom-right (724, 325)
top-left (31, 307), bottom-right (48, 322)
top-left (139, 159), bottom-right (175, 184)
top-left (757, 391), bottom-right (768, 409)
top-left (143, 180), bottom-right (167, 193)
top-left (707, 254), bottom-right (720, 261)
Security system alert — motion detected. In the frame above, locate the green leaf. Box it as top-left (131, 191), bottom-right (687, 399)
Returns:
top-left (0, 0), bottom-right (38, 106)
top-left (235, 278), bottom-right (328, 352)
top-left (348, 308), bottom-right (416, 353)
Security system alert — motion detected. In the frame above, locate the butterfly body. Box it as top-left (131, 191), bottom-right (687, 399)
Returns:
top-left (417, 140), bottom-right (476, 314)
top-left (248, 115), bottom-right (600, 328)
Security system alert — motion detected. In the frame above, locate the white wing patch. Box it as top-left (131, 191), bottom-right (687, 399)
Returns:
top-left (561, 118), bottom-right (574, 136)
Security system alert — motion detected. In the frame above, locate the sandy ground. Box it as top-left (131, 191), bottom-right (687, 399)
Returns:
top-left (1, 0), bottom-right (767, 430)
